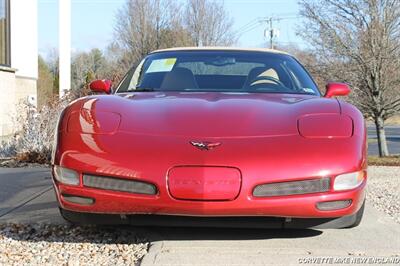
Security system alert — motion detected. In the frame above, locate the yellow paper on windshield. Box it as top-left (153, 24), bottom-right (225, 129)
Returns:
top-left (146, 58), bottom-right (177, 73)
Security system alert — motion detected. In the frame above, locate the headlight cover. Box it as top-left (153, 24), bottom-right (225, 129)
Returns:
top-left (67, 109), bottom-right (121, 134)
top-left (333, 171), bottom-right (364, 191)
top-left (54, 166), bottom-right (80, 185)
top-left (298, 114), bottom-right (353, 138)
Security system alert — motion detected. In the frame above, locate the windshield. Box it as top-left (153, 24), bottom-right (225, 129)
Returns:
top-left (116, 50), bottom-right (320, 95)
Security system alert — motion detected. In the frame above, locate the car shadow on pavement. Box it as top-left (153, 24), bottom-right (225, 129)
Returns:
top-left (0, 222), bottom-right (322, 245)
top-left (0, 223), bottom-right (149, 245)
top-left (0, 200), bottom-right (323, 243)
top-left (0, 223), bottom-right (322, 244)
top-left (144, 226), bottom-right (322, 242)
top-left (0, 191), bottom-right (322, 244)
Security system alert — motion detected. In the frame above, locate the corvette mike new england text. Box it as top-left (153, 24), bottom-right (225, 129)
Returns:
top-left (298, 256), bottom-right (400, 264)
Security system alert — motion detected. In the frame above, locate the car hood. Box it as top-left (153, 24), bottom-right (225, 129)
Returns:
top-left (78, 92), bottom-right (340, 138)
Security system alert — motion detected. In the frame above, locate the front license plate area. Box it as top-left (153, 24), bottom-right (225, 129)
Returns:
top-left (168, 166), bottom-right (241, 201)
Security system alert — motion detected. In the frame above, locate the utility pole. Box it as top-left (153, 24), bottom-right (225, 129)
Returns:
top-left (237, 15), bottom-right (297, 48)
top-left (262, 17), bottom-right (282, 49)
top-left (268, 18), bottom-right (273, 49)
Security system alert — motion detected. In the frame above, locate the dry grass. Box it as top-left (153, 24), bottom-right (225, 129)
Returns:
top-left (15, 151), bottom-right (49, 164)
top-left (368, 155), bottom-right (400, 166)
top-left (386, 115), bottom-right (400, 125)
top-left (365, 114), bottom-right (400, 126)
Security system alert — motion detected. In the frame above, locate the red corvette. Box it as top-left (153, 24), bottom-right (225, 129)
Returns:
top-left (52, 47), bottom-right (367, 228)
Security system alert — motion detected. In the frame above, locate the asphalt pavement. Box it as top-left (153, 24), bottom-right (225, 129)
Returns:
top-left (367, 125), bottom-right (400, 155)
top-left (0, 167), bottom-right (399, 265)
top-left (0, 167), bottom-right (64, 224)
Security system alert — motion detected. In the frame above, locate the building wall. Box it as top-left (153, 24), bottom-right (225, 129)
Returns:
top-left (15, 76), bottom-right (37, 110)
top-left (0, 67), bottom-right (16, 137)
top-left (10, 0), bottom-right (38, 80)
top-left (0, 0), bottom-right (38, 138)
top-left (0, 71), bottom-right (36, 137)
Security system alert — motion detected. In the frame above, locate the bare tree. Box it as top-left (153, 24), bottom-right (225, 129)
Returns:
top-left (113, 0), bottom-right (185, 66)
top-left (185, 0), bottom-right (236, 46)
top-left (110, 0), bottom-right (235, 84)
top-left (299, 0), bottom-right (400, 156)
top-left (112, 0), bottom-right (236, 72)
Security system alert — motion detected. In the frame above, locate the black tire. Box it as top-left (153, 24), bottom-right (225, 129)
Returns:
top-left (344, 200), bottom-right (365, 228)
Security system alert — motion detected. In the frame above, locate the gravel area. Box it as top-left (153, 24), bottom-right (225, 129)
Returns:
top-left (368, 166), bottom-right (400, 224)
top-left (0, 224), bottom-right (148, 265)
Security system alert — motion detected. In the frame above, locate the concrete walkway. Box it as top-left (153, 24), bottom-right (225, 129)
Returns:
top-left (141, 205), bottom-right (400, 265)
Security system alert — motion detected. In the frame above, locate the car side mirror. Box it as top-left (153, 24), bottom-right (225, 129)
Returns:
top-left (90, 79), bottom-right (112, 94)
top-left (324, 82), bottom-right (350, 98)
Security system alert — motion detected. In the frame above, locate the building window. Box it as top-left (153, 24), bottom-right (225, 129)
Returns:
top-left (0, 0), bottom-right (10, 66)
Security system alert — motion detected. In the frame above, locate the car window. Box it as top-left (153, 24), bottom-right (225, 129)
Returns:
top-left (116, 50), bottom-right (320, 95)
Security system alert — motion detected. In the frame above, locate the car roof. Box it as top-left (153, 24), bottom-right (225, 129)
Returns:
top-left (150, 46), bottom-right (291, 56)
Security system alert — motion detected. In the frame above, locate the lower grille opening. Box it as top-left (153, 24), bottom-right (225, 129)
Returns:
top-left (83, 174), bottom-right (157, 195)
top-left (253, 177), bottom-right (331, 197)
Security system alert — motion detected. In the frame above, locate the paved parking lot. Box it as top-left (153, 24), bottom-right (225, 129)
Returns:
top-left (0, 167), bottom-right (399, 265)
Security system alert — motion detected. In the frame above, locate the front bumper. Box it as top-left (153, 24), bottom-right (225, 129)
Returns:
top-left (53, 175), bottom-right (366, 219)
top-left (53, 132), bottom-right (367, 219)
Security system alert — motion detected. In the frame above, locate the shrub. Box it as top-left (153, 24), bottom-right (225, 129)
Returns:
top-left (0, 91), bottom-right (83, 164)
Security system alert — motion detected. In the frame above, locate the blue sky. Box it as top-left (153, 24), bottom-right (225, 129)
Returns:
top-left (38, 0), bottom-right (305, 57)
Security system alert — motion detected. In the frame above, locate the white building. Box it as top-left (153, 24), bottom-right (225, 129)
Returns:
top-left (0, 0), bottom-right (38, 138)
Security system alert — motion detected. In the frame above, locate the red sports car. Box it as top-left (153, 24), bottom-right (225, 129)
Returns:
top-left (52, 47), bottom-right (367, 229)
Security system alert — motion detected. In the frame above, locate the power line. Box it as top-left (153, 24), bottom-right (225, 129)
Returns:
top-left (236, 22), bottom-right (264, 37)
top-left (235, 18), bottom-right (264, 36)
top-left (235, 18), bottom-right (260, 33)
